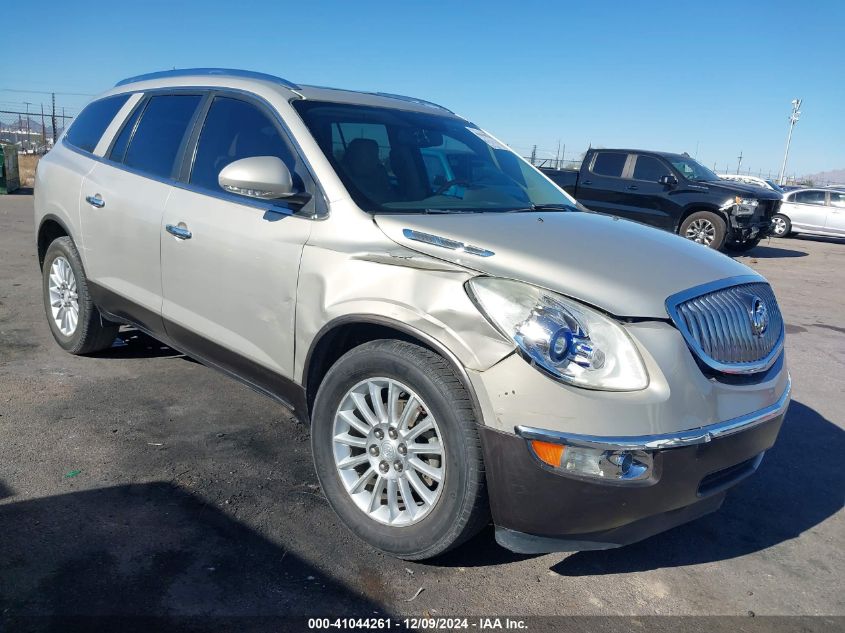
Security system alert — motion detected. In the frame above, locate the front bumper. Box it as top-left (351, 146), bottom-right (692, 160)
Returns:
top-left (481, 382), bottom-right (790, 554)
top-left (730, 199), bottom-right (781, 241)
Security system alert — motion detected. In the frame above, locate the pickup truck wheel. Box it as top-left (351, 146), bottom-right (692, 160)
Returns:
top-left (42, 237), bottom-right (119, 354)
top-left (680, 211), bottom-right (726, 250)
top-left (724, 237), bottom-right (762, 253)
top-left (771, 214), bottom-right (792, 237)
top-left (311, 340), bottom-right (489, 560)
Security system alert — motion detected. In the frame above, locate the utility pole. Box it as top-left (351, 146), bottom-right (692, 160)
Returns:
top-left (736, 151), bottom-right (743, 174)
top-left (530, 144), bottom-right (537, 165)
top-left (555, 140), bottom-right (561, 170)
top-left (40, 104), bottom-right (46, 148)
top-left (24, 102), bottom-right (32, 152)
top-left (51, 92), bottom-right (57, 145)
top-left (778, 98), bottom-right (802, 186)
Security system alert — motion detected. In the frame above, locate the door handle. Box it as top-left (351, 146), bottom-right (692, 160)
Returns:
top-left (582, 179), bottom-right (592, 185)
top-left (626, 185), bottom-right (639, 190)
top-left (165, 224), bottom-right (192, 240)
top-left (85, 194), bottom-right (105, 208)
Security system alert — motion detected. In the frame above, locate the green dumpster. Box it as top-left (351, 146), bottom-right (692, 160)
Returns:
top-left (0, 143), bottom-right (20, 194)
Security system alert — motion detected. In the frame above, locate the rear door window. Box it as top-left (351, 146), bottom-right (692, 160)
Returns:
top-left (190, 96), bottom-right (297, 194)
top-left (65, 94), bottom-right (131, 153)
top-left (122, 94), bottom-right (202, 179)
top-left (591, 152), bottom-right (628, 177)
top-left (108, 102), bottom-right (144, 163)
top-left (829, 192), bottom-right (845, 208)
top-left (793, 190), bottom-right (827, 206)
top-left (632, 155), bottom-right (670, 182)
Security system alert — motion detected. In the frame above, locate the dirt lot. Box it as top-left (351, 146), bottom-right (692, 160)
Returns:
top-left (1, 193), bottom-right (843, 631)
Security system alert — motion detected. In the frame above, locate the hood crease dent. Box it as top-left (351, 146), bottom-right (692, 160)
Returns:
top-left (374, 211), bottom-right (760, 319)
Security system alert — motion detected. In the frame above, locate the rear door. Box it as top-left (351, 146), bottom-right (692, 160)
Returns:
top-left (160, 93), bottom-right (315, 390)
top-left (79, 92), bottom-right (203, 334)
top-left (614, 154), bottom-right (678, 230)
top-left (825, 191), bottom-right (845, 235)
top-left (575, 151), bottom-right (634, 217)
top-left (784, 190), bottom-right (828, 232)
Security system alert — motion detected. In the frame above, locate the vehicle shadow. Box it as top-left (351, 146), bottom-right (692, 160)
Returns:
top-left (0, 481), bottom-right (390, 630)
top-left (792, 234), bottom-right (845, 246)
top-left (731, 243), bottom-right (808, 259)
top-left (550, 400), bottom-right (844, 575)
top-left (91, 327), bottom-right (184, 360)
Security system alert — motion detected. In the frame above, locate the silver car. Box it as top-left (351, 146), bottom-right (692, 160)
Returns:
top-left (34, 69), bottom-right (790, 560)
top-left (773, 188), bottom-right (845, 238)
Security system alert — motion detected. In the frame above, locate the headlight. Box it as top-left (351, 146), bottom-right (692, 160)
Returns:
top-left (466, 277), bottom-right (648, 391)
top-left (724, 196), bottom-right (759, 216)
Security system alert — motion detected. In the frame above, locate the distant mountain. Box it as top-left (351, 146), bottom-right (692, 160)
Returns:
top-left (799, 168), bottom-right (845, 186)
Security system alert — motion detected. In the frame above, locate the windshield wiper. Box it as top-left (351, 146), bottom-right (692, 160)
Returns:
top-left (505, 203), bottom-right (576, 213)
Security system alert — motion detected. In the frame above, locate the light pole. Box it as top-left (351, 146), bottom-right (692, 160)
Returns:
top-left (778, 99), bottom-right (802, 186)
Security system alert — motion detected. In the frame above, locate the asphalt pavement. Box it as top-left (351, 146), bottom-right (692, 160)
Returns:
top-left (1, 193), bottom-right (842, 631)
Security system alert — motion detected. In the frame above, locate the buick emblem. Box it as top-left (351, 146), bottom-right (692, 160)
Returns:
top-left (750, 297), bottom-right (769, 337)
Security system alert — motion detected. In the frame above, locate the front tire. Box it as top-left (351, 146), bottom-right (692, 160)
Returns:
top-left (42, 236), bottom-right (119, 354)
top-left (311, 340), bottom-right (489, 560)
top-left (679, 211), bottom-right (727, 250)
top-left (771, 213), bottom-right (792, 238)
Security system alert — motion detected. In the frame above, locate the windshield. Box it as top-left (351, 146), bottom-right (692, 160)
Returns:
top-left (669, 156), bottom-right (720, 182)
top-left (293, 100), bottom-right (576, 213)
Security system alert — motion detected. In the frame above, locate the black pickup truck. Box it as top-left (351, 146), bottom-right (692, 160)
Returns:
top-left (541, 149), bottom-right (782, 251)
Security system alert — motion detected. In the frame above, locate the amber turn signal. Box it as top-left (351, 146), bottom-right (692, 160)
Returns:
top-left (530, 440), bottom-right (565, 467)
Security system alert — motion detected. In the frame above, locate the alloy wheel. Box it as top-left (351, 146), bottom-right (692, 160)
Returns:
top-left (772, 216), bottom-right (787, 236)
top-left (48, 256), bottom-right (79, 336)
top-left (685, 218), bottom-right (716, 245)
top-left (332, 377), bottom-right (446, 527)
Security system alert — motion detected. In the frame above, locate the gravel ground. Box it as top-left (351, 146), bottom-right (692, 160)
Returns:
top-left (1, 193), bottom-right (842, 631)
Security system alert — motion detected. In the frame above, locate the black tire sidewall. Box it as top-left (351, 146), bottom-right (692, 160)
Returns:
top-left (311, 344), bottom-right (477, 558)
top-left (680, 211), bottom-right (727, 250)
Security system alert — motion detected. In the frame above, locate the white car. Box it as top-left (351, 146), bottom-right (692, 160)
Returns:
top-left (773, 188), bottom-right (845, 238)
top-left (718, 174), bottom-right (784, 194)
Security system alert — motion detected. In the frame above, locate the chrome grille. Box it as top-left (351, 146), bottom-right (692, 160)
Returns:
top-left (667, 279), bottom-right (784, 374)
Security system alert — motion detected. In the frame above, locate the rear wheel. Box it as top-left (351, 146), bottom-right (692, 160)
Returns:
top-left (771, 214), bottom-right (792, 238)
top-left (311, 340), bottom-right (489, 560)
top-left (679, 211), bottom-right (727, 250)
top-left (42, 237), bottom-right (119, 354)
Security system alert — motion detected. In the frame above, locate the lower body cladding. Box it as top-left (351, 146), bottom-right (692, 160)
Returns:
top-left (479, 387), bottom-right (790, 554)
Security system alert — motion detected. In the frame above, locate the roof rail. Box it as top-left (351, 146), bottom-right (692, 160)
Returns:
top-left (115, 68), bottom-right (300, 90)
top-left (370, 92), bottom-right (454, 114)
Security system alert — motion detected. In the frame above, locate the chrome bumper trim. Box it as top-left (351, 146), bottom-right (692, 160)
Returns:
top-left (515, 378), bottom-right (791, 451)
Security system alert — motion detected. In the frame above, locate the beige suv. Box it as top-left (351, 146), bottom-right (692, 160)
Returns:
top-left (35, 68), bottom-right (790, 560)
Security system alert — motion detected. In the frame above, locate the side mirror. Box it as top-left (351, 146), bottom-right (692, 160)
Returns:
top-left (218, 156), bottom-right (294, 199)
top-left (659, 174), bottom-right (678, 187)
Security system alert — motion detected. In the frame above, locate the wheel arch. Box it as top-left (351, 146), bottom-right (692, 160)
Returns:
top-left (675, 204), bottom-right (729, 235)
top-left (302, 315), bottom-right (483, 424)
top-left (37, 214), bottom-right (75, 269)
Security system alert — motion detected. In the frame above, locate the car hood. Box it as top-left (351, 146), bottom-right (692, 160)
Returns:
top-left (700, 179), bottom-right (782, 199)
top-left (375, 211), bottom-right (760, 319)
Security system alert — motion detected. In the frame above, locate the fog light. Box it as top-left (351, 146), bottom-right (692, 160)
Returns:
top-left (529, 441), bottom-right (653, 482)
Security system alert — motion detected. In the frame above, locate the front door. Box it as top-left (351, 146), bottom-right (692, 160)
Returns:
top-left (615, 154), bottom-right (679, 231)
top-left (160, 94), bottom-right (315, 400)
top-left (784, 189), bottom-right (828, 232)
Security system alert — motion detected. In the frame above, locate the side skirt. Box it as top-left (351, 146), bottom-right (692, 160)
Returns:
top-left (88, 281), bottom-right (308, 424)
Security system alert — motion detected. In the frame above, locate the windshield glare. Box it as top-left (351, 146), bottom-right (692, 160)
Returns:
top-left (293, 100), bottom-right (575, 213)
top-left (669, 157), bottom-right (720, 182)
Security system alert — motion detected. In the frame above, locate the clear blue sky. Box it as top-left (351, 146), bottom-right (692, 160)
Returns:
top-left (2, 0), bottom-right (843, 177)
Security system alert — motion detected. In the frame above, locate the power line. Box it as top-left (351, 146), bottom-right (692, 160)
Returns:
top-left (0, 88), bottom-right (96, 97)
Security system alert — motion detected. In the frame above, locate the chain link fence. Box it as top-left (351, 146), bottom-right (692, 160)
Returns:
top-left (0, 109), bottom-right (74, 155)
